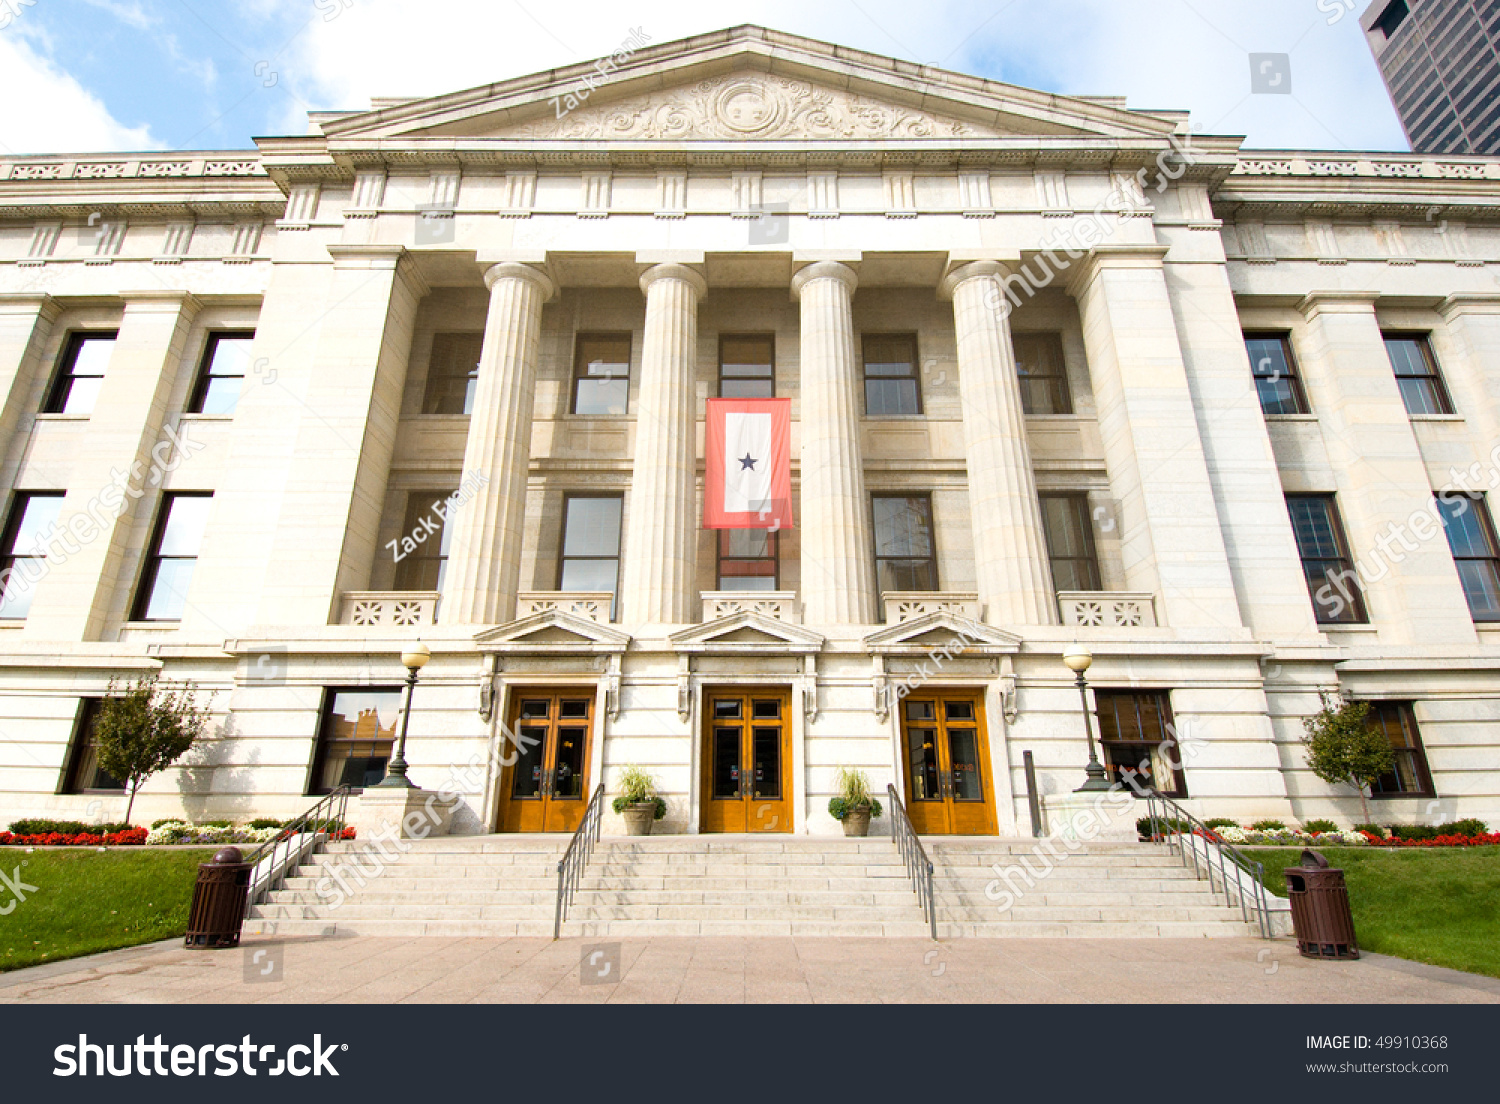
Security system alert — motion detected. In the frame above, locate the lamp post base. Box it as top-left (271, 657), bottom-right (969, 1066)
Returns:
top-left (1074, 758), bottom-right (1113, 793)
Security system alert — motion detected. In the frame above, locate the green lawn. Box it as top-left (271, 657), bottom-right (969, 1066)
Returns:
top-left (1246, 846), bottom-right (1500, 979)
top-left (0, 848), bottom-right (216, 972)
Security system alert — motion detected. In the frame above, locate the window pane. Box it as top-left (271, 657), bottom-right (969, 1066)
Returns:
top-left (1288, 497), bottom-right (1340, 559)
top-left (206, 335), bottom-right (253, 378)
top-left (9, 494), bottom-right (63, 556)
top-left (1245, 335), bottom-right (1307, 416)
top-left (1039, 494), bottom-right (1101, 592)
top-left (721, 377), bottom-right (775, 399)
top-left (197, 376), bottom-right (242, 416)
top-left (1013, 333), bottom-right (1071, 415)
top-left (1385, 336), bottom-right (1450, 415)
top-left (141, 558), bottom-right (196, 620)
top-left (70, 337), bottom-right (116, 377)
top-left (1385, 337), bottom-right (1429, 377)
top-left (1397, 377), bottom-right (1444, 416)
top-left (873, 497), bottom-right (933, 558)
top-left (422, 333), bottom-right (484, 415)
top-left (574, 335), bottom-right (631, 415)
top-left (863, 335), bottom-right (919, 415)
top-left (50, 336), bottom-right (115, 416)
top-left (562, 497), bottom-right (622, 557)
top-left (720, 336), bottom-right (773, 398)
top-left (558, 558), bottom-right (618, 594)
top-left (157, 496), bottom-right (212, 556)
top-left (865, 378), bottom-right (919, 417)
top-left (1436, 496), bottom-right (1495, 558)
top-left (58, 375), bottom-right (104, 415)
top-left (317, 689), bottom-right (402, 793)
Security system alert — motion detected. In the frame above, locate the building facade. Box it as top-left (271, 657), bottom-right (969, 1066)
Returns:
top-left (2, 26), bottom-right (1498, 837)
top-left (1363, 0), bottom-right (1500, 155)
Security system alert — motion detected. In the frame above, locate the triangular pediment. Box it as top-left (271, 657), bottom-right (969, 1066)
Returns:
top-left (475, 609), bottom-right (630, 652)
top-left (670, 610), bottom-right (824, 653)
top-left (864, 610), bottom-right (1020, 654)
top-left (318, 26), bottom-right (1181, 144)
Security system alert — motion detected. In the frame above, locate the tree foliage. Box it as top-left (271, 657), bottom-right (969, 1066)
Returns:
top-left (1300, 693), bottom-right (1396, 824)
top-left (94, 673), bottom-right (213, 822)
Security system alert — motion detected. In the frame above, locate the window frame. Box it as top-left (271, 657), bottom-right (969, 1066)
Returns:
top-left (60, 698), bottom-right (126, 795)
top-left (1244, 332), bottom-right (1311, 416)
top-left (1383, 332), bottom-right (1454, 417)
top-left (131, 492), bottom-right (213, 622)
top-left (557, 492), bottom-right (624, 620)
top-left (861, 333), bottom-right (923, 417)
top-left (306, 686), bottom-right (405, 796)
top-left (1038, 491), bottom-right (1103, 593)
top-left (1436, 493), bottom-right (1500, 622)
top-left (717, 333), bottom-right (776, 399)
top-left (187, 331), bottom-right (254, 415)
top-left (716, 528), bottom-right (779, 591)
top-left (1092, 689), bottom-right (1188, 798)
top-left (1012, 332), bottom-right (1074, 416)
top-left (421, 331), bottom-right (485, 415)
top-left (871, 492), bottom-right (939, 597)
top-left (44, 331), bottom-right (117, 415)
top-left (0, 491), bottom-right (64, 621)
top-left (392, 489), bottom-right (457, 592)
top-left (1287, 493), bottom-right (1369, 625)
top-left (570, 332), bottom-right (633, 417)
top-left (1364, 701), bottom-right (1435, 799)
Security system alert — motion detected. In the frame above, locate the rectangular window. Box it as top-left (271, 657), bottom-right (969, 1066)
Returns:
top-left (1093, 690), bottom-right (1187, 797)
top-left (188, 332), bottom-right (253, 415)
top-left (862, 334), bottom-right (921, 416)
top-left (1384, 334), bottom-right (1453, 416)
top-left (422, 332), bottom-right (484, 415)
top-left (1039, 493), bottom-right (1102, 592)
top-left (1436, 494), bottom-right (1500, 621)
top-left (1365, 701), bottom-right (1434, 798)
top-left (719, 334), bottom-right (775, 398)
top-left (1013, 332), bottom-right (1072, 415)
top-left (872, 493), bottom-right (938, 594)
top-left (132, 493), bottom-right (212, 621)
top-left (1287, 494), bottom-right (1367, 624)
top-left (309, 688), bottom-right (403, 794)
top-left (717, 529), bottom-right (778, 591)
top-left (45, 332), bottom-right (116, 415)
top-left (393, 490), bottom-right (455, 592)
top-left (0, 492), bottom-right (64, 620)
top-left (571, 334), bottom-right (631, 416)
top-left (62, 699), bottom-right (125, 794)
top-left (559, 494), bottom-right (622, 618)
top-left (1244, 333), bottom-right (1310, 416)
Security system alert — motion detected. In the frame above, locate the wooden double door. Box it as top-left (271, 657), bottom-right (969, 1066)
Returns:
top-left (496, 690), bottom-right (594, 833)
top-left (700, 689), bottom-right (793, 833)
top-left (899, 691), bottom-right (997, 835)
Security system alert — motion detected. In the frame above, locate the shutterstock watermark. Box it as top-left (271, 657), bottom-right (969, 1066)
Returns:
top-left (551, 27), bottom-right (650, 120)
top-left (0, 0), bottom-right (37, 31)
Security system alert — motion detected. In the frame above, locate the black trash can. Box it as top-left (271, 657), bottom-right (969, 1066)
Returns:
top-left (184, 846), bottom-right (252, 949)
top-left (1284, 848), bottom-right (1359, 960)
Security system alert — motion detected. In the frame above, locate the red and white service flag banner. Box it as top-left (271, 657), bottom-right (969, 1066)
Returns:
top-left (703, 398), bottom-right (793, 530)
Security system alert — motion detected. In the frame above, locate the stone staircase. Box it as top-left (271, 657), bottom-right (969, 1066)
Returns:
top-left (244, 835), bottom-right (1261, 939)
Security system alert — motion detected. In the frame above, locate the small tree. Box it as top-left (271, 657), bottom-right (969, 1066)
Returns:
top-left (94, 673), bottom-right (213, 823)
top-left (1300, 693), bottom-right (1395, 825)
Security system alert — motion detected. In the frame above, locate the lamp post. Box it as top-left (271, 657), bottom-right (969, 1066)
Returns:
top-left (377, 641), bottom-right (431, 788)
top-left (1063, 643), bottom-right (1111, 793)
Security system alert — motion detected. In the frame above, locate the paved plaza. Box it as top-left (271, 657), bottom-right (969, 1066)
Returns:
top-left (3, 935), bottom-right (1497, 1004)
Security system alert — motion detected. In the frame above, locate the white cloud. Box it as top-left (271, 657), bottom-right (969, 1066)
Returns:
top-left (0, 33), bottom-right (161, 154)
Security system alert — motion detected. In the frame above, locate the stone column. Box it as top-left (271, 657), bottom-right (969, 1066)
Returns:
top-left (442, 262), bottom-right (555, 625)
top-left (0, 295), bottom-right (61, 498)
top-left (1439, 294), bottom-right (1500, 452)
top-left (792, 261), bottom-right (875, 625)
top-left (1066, 247), bottom-right (1242, 631)
top-left (620, 264), bottom-right (706, 626)
top-left (940, 262), bottom-right (1056, 626)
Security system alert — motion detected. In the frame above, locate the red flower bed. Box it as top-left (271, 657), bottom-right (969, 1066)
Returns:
top-left (0, 826), bottom-right (148, 846)
top-left (1360, 830), bottom-right (1500, 848)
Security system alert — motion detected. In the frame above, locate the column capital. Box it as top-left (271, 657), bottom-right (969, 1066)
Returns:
top-left (791, 261), bottom-right (858, 299)
top-left (327, 243), bottom-right (430, 298)
top-left (638, 262), bottom-right (707, 301)
top-left (938, 261), bottom-right (1009, 301)
top-left (1440, 293), bottom-right (1500, 321)
top-left (118, 290), bottom-right (203, 321)
top-left (0, 293), bottom-right (62, 322)
top-left (482, 261), bottom-right (555, 300)
top-left (1296, 290), bottom-right (1381, 321)
top-left (1061, 244), bottom-right (1171, 298)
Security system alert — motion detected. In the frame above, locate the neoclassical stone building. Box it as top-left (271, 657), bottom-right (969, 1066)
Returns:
top-left (1, 26), bottom-right (1497, 836)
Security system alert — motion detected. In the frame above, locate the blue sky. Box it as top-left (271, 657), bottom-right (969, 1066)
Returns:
top-left (0, 0), bottom-right (1408, 156)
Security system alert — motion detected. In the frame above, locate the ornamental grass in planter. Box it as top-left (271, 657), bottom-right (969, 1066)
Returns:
top-left (612, 765), bottom-right (666, 836)
top-left (827, 767), bottom-right (884, 837)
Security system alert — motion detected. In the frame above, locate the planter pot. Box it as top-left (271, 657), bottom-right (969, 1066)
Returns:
top-left (622, 803), bottom-right (657, 836)
top-left (842, 805), bottom-right (872, 837)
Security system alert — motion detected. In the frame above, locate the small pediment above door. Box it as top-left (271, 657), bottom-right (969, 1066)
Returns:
top-left (475, 609), bottom-right (631, 654)
top-left (670, 610), bottom-right (824, 655)
top-left (863, 610), bottom-right (1020, 656)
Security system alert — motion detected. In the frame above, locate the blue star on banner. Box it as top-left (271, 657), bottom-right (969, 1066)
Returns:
top-left (738, 454), bottom-right (758, 470)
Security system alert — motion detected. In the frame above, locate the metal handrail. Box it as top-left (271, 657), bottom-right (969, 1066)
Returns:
top-left (554, 783), bottom-right (606, 939)
top-left (1143, 788), bottom-right (1273, 939)
top-left (886, 784), bottom-right (938, 941)
top-left (244, 785), bottom-right (352, 905)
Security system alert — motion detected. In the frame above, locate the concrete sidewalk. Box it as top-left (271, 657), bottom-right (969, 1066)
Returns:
top-left (2, 934), bottom-right (1498, 1003)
